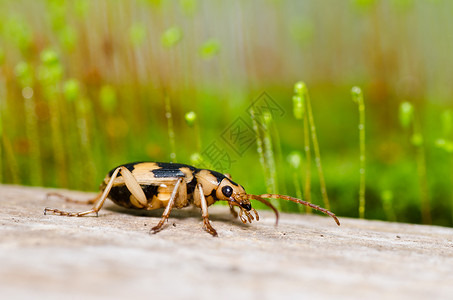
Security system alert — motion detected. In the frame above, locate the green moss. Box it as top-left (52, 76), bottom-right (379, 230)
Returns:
top-left (199, 39), bottom-right (220, 60)
top-left (100, 85), bottom-right (117, 113)
top-left (63, 79), bottom-right (80, 102)
top-left (161, 26), bottom-right (183, 48)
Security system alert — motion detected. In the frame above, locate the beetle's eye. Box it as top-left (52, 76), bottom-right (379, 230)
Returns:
top-left (222, 186), bottom-right (233, 197)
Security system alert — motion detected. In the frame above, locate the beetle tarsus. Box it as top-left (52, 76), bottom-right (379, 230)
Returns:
top-left (228, 203), bottom-right (238, 219)
top-left (202, 218), bottom-right (218, 237)
top-left (44, 207), bottom-right (99, 217)
top-left (151, 219), bottom-right (166, 234)
top-left (150, 227), bottom-right (162, 234)
top-left (251, 208), bottom-right (260, 221)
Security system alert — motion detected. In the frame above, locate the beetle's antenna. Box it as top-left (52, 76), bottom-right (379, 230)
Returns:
top-left (247, 194), bottom-right (279, 225)
top-left (258, 194), bottom-right (340, 226)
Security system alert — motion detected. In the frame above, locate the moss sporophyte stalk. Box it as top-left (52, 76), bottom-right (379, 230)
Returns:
top-left (436, 110), bottom-right (453, 223)
top-left (0, 112), bottom-right (2, 183)
top-left (381, 190), bottom-right (396, 222)
top-left (165, 96), bottom-right (177, 162)
top-left (294, 81), bottom-right (330, 211)
top-left (287, 151), bottom-right (304, 209)
top-left (39, 49), bottom-right (68, 187)
top-left (262, 111), bottom-right (279, 196)
top-left (351, 86), bottom-right (366, 219)
top-left (64, 79), bottom-right (96, 188)
top-left (250, 107), bottom-right (279, 209)
top-left (0, 95), bottom-right (20, 183)
top-left (292, 85), bottom-right (311, 211)
top-left (15, 61), bottom-right (42, 186)
top-left (185, 111), bottom-right (202, 154)
top-left (399, 101), bottom-right (431, 224)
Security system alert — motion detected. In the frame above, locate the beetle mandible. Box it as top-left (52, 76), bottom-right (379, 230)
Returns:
top-left (44, 162), bottom-right (340, 236)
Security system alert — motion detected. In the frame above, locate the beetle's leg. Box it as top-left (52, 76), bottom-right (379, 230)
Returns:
top-left (251, 208), bottom-right (260, 221)
top-left (196, 184), bottom-right (218, 237)
top-left (238, 209), bottom-right (248, 224)
top-left (46, 192), bottom-right (99, 205)
top-left (44, 166), bottom-right (147, 216)
top-left (151, 178), bottom-right (183, 234)
top-left (118, 166), bottom-right (148, 208)
top-left (228, 202), bottom-right (238, 219)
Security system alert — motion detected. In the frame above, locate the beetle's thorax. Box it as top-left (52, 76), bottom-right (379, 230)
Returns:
top-left (193, 169), bottom-right (222, 196)
top-left (194, 168), bottom-right (250, 211)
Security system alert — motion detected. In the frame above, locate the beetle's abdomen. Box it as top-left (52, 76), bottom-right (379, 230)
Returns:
top-left (107, 182), bottom-right (191, 210)
top-left (102, 162), bottom-right (198, 210)
top-left (108, 184), bottom-right (159, 209)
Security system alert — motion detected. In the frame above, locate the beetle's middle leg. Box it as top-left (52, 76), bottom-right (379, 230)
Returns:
top-left (44, 166), bottom-right (147, 217)
top-left (151, 177), bottom-right (184, 234)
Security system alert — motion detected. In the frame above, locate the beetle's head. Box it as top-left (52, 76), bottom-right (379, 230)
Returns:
top-left (216, 178), bottom-right (251, 210)
top-left (216, 177), bottom-right (264, 224)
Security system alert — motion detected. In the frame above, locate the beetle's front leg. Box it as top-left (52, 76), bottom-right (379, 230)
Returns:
top-left (228, 202), bottom-right (238, 219)
top-left (195, 184), bottom-right (218, 237)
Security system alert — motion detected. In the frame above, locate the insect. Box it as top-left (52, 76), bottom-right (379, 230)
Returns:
top-left (44, 162), bottom-right (340, 236)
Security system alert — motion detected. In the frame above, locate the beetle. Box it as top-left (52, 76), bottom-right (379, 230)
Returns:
top-left (44, 162), bottom-right (340, 236)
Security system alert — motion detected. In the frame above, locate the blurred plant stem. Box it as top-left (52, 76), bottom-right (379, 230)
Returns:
top-left (0, 103), bottom-right (2, 183)
top-left (399, 101), bottom-right (431, 224)
top-left (250, 107), bottom-right (280, 208)
top-left (351, 86), bottom-right (366, 219)
top-left (14, 62), bottom-right (42, 186)
top-left (271, 115), bottom-right (287, 196)
top-left (185, 111), bottom-right (202, 153)
top-left (75, 97), bottom-right (97, 188)
top-left (185, 111), bottom-right (204, 168)
top-left (295, 81), bottom-right (330, 210)
top-left (164, 96), bottom-right (177, 162)
top-left (250, 106), bottom-right (267, 180)
top-left (302, 103), bottom-right (312, 212)
top-left (292, 92), bottom-right (311, 213)
top-left (0, 63), bottom-right (4, 183)
top-left (381, 190), bottom-right (396, 222)
top-left (48, 90), bottom-right (68, 187)
top-left (23, 92), bottom-right (42, 186)
top-left (64, 79), bottom-right (96, 189)
top-left (0, 91), bottom-right (20, 184)
top-left (414, 120), bottom-right (431, 224)
top-left (1, 133), bottom-right (20, 183)
top-left (435, 110), bottom-right (453, 223)
top-left (288, 151), bottom-right (304, 208)
top-left (262, 112), bottom-right (278, 194)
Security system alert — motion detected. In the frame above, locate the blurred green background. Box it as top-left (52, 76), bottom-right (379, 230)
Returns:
top-left (1, 0), bottom-right (452, 226)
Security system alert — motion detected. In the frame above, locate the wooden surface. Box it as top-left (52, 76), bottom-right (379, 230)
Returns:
top-left (1, 184), bottom-right (453, 300)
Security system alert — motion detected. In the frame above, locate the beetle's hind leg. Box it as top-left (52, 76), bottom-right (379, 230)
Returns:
top-left (44, 192), bottom-right (103, 216)
top-left (46, 192), bottom-right (99, 205)
top-left (44, 166), bottom-right (147, 217)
